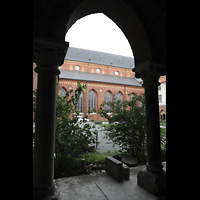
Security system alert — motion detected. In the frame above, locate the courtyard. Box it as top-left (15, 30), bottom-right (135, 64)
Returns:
top-left (88, 121), bottom-right (166, 154)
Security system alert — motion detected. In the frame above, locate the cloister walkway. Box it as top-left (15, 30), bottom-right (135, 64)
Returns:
top-left (52, 162), bottom-right (166, 200)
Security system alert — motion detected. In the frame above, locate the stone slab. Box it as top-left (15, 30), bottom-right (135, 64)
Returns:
top-left (123, 163), bottom-right (130, 180)
top-left (121, 156), bottom-right (138, 167)
top-left (55, 174), bottom-right (107, 200)
top-left (105, 156), bottom-right (123, 181)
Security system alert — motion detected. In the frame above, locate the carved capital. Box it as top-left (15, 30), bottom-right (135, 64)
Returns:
top-left (33, 38), bottom-right (69, 71)
top-left (133, 61), bottom-right (166, 87)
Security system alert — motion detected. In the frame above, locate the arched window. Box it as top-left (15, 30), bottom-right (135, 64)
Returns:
top-left (115, 92), bottom-right (123, 102)
top-left (59, 88), bottom-right (66, 98)
top-left (115, 92), bottom-right (123, 110)
top-left (88, 90), bottom-right (96, 113)
top-left (129, 94), bottom-right (134, 101)
top-left (75, 92), bottom-right (83, 113)
top-left (105, 92), bottom-right (112, 113)
top-left (59, 88), bottom-right (67, 104)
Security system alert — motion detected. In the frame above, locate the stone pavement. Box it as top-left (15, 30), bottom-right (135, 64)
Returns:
top-left (95, 124), bottom-right (121, 153)
top-left (54, 162), bottom-right (166, 200)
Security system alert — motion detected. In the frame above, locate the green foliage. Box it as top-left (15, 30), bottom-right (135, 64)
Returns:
top-left (54, 82), bottom-right (97, 178)
top-left (33, 82), bottom-right (98, 178)
top-left (98, 92), bottom-right (147, 161)
top-left (160, 128), bottom-right (166, 156)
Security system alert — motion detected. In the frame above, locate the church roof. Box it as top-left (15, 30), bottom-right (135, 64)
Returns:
top-left (59, 69), bottom-right (142, 87)
top-left (65, 47), bottom-right (134, 69)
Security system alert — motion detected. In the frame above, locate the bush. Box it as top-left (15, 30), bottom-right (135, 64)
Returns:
top-left (54, 82), bottom-right (98, 178)
top-left (98, 92), bottom-right (147, 162)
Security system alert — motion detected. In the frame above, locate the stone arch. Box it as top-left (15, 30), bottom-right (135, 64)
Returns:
top-left (159, 110), bottom-right (166, 120)
top-left (66, 0), bottom-right (152, 67)
top-left (104, 90), bottom-right (113, 98)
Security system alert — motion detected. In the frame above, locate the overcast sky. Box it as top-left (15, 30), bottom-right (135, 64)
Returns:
top-left (65, 13), bottom-right (134, 58)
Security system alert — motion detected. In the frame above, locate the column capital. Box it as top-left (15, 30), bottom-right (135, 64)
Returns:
top-left (33, 38), bottom-right (69, 73)
top-left (133, 61), bottom-right (166, 87)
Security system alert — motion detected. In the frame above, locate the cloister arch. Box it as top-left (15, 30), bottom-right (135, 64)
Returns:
top-left (65, 0), bottom-right (151, 67)
top-left (33, 0), bottom-right (166, 197)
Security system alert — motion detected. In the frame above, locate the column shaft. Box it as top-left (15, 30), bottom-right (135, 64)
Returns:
top-left (33, 67), bottom-right (59, 188)
top-left (144, 83), bottom-right (163, 173)
top-left (134, 62), bottom-right (166, 195)
top-left (33, 38), bottom-right (69, 197)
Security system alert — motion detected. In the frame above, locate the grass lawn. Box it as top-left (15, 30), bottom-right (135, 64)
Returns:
top-left (82, 150), bottom-right (123, 164)
top-left (160, 121), bottom-right (166, 136)
top-left (160, 121), bottom-right (166, 126)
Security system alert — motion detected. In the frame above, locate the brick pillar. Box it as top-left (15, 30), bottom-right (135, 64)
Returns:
top-left (133, 62), bottom-right (166, 195)
top-left (33, 38), bottom-right (69, 198)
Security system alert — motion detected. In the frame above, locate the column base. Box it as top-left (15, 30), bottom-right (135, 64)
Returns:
top-left (33, 183), bottom-right (60, 200)
top-left (137, 169), bottom-right (166, 195)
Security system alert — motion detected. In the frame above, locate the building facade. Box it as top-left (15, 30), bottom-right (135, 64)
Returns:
top-left (158, 75), bottom-right (166, 120)
top-left (33, 47), bottom-right (144, 121)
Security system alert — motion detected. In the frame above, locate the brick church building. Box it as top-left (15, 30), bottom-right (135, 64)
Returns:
top-left (33, 47), bottom-right (144, 121)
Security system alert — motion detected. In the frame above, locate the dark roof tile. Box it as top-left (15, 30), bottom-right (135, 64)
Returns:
top-left (59, 69), bottom-right (141, 87)
top-left (65, 47), bottom-right (134, 69)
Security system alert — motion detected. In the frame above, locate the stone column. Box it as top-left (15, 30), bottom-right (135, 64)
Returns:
top-left (33, 38), bottom-right (69, 198)
top-left (133, 62), bottom-right (166, 195)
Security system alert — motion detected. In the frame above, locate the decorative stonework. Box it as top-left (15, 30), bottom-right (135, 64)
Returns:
top-left (133, 61), bottom-right (166, 86)
top-left (33, 38), bottom-right (69, 72)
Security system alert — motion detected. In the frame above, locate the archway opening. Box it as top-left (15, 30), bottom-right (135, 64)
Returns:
top-left (65, 0), bottom-right (151, 67)
top-left (65, 13), bottom-right (134, 59)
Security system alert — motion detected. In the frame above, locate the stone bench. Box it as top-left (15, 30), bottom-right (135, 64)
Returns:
top-left (105, 156), bottom-right (130, 181)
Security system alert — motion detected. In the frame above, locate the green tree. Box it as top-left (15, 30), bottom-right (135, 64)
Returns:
top-left (98, 92), bottom-right (146, 162)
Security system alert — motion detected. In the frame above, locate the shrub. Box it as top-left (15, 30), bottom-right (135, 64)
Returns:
top-left (98, 92), bottom-right (147, 162)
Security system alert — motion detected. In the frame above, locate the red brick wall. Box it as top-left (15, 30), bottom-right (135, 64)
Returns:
top-left (60, 59), bottom-right (135, 79)
top-left (33, 59), bottom-right (145, 121)
top-left (58, 79), bottom-right (144, 121)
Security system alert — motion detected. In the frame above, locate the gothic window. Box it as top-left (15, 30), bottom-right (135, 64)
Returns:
top-left (129, 94), bottom-right (134, 101)
top-left (59, 88), bottom-right (67, 104)
top-left (105, 92), bottom-right (112, 113)
top-left (115, 92), bottom-right (123, 102)
top-left (75, 92), bottom-right (83, 113)
top-left (88, 90), bottom-right (96, 113)
top-left (115, 92), bottom-right (123, 110)
top-left (59, 88), bottom-right (66, 98)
